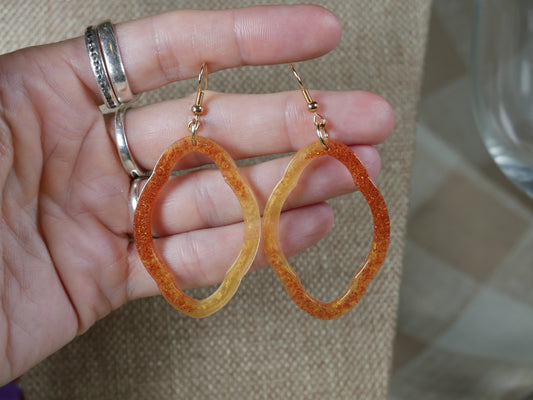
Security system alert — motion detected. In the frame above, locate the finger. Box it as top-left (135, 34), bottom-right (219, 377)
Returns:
top-left (119, 90), bottom-right (394, 172)
top-left (126, 203), bottom-right (333, 300)
top-left (134, 144), bottom-right (378, 238)
top-left (70, 5), bottom-right (341, 100)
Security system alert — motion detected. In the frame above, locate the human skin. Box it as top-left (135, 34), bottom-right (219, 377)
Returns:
top-left (0, 5), bottom-right (394, 384)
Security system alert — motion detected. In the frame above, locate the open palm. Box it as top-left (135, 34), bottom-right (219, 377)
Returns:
top-left (0, 5), bottom-right (394, 384)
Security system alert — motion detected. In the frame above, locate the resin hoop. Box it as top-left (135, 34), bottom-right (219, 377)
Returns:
top-left (133, 135), bottom-right (261, 318)
top-left (262, 139), bottom-right (390, 320)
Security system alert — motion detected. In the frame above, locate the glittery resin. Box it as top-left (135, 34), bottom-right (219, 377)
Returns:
top-left (133, 135), bottom-right (261, 318)
top-left (262, 139), bottom-right (390, 320)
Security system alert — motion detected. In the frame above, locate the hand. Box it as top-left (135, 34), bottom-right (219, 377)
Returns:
top-left (0, 5), bottom-right (394, 384)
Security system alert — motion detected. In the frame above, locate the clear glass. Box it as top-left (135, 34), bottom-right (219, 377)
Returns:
top-left (472, 0), bottom-right (533, 198)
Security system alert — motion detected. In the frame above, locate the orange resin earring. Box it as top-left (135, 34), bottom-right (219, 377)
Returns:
top-left (133, 64), bottom-right (261, 318)
top-left (262, 65), bottom-right (390, 320)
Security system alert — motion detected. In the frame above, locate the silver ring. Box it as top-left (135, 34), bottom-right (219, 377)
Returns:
top-left (96, 21), bottom-right (137, 104)
top-left (129, 176), bottom-right (144, 215)
top-left (114, 106), bottom-right (148, 178)
top-left (85, 25), bottom-right (119, 109)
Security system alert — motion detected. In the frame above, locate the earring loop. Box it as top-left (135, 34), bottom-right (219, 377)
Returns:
top-left (133, 63), bottom-right (261, 318)
top-left (262, 64), bottom-right (390, 320)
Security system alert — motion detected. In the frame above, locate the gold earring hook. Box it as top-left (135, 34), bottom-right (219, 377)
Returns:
top-left (189, 63), bottom-right (209, 145)
top-left (289, 64), bottom-right (329, 148)
top-left (289, 64), bottom-right (318, 112)
top-left (192, 63), bottom-right (208, 115)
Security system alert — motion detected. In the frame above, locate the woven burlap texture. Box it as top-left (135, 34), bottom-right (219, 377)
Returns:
top-left (2, 0), bottom-right (430, 398)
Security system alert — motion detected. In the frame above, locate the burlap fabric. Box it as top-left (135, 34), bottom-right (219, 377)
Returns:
top-left (1, 1), bottom-right (430, 398)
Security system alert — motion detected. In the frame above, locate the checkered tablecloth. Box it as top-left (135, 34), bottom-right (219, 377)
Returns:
top-left (390, 1), bottom-right (533, 398)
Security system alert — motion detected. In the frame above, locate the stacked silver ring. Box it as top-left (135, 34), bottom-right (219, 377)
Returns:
top-left (114, 106), bottom-right (149, 216)
top-left (85, 21), bottom-right (137, 109)
top-left (85, 21), bottom-right (148, 216)
top-left (114, 106), bottom-right (147, 178)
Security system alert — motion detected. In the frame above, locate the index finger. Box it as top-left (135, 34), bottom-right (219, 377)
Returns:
top-left (72, 5), bottom-right (341, 101)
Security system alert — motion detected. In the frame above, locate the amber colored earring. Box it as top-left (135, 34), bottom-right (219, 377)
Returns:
top-left (262, 64), bottom-right (390, 320)
top-left (133, 64), bottom-right (261, 318)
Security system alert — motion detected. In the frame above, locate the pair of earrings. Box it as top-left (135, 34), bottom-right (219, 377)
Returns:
top-left (133, 64), bottom-right (390, 320)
